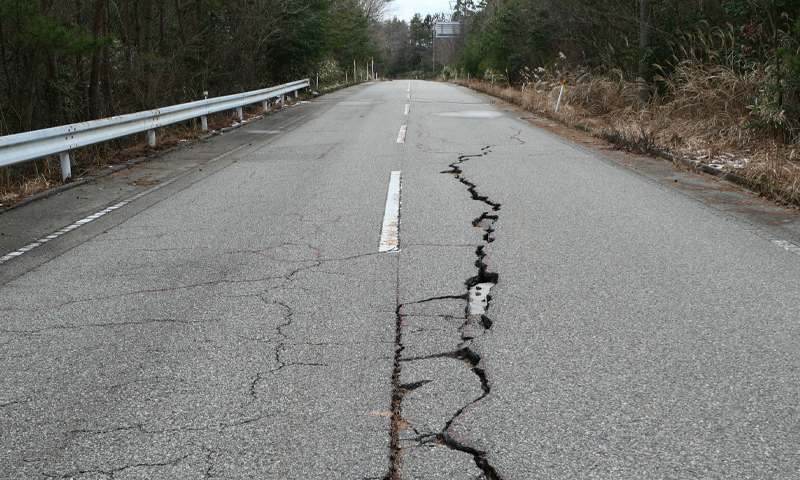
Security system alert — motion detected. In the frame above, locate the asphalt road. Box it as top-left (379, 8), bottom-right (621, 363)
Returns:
top-left (2, 80), bottom-right (800, 479)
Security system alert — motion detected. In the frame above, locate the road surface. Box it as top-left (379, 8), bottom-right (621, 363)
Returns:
top-left (2, 80), bottom-right (800, 479)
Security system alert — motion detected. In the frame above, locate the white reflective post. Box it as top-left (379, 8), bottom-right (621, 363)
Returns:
top-left (60, 152), bottom-right (71, 181)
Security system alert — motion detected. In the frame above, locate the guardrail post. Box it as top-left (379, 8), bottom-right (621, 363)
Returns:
top-left (147, 130), bottom-right (156, 147)
top-left (60, 152), bottom-right (72, 181)
top-left (262, 100), bottom-right (269, 113)
top-left (236, 107), bottom-right (243, 122)
top-left (280, 94), bottom-right (285, 104)
top-left (201, 115), bottom-right (208, 131)
top-left (294, 90), bottom-right (298, 98)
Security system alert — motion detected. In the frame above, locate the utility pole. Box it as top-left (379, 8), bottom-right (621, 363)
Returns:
top-left (432, 35), bottom-right (435, 75)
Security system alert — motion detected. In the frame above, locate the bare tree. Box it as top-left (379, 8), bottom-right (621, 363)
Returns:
top-left (358, 0), bottom-right (393, 21)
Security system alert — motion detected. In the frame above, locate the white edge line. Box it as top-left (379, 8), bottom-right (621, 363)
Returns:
top-left (0, 140), bottom-right (257, 266)
top-left (773, 239), bottom-right (800, 255)
top-left (379, 171), bottom-right (402, 253)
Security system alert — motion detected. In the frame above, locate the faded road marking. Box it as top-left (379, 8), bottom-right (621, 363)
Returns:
top-left (0, 142), bottom-right (252, 265)
top-left (774, 240), bottom-right (800, 255)
top-left (405, 104), bottom-right (410, 115)
top-left (379, 171), bottom-right (402, 253)
top-left (397, 125), bottom-right (407, 144)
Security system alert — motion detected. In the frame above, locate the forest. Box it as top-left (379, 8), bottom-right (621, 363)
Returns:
top-left (0, 0), bottom-right (386, 135)
top-left (3, 0), bottom-right (800, 202)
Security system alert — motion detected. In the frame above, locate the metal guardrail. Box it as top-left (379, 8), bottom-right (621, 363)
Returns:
top-left (0, 79), bottom-right (309, 180)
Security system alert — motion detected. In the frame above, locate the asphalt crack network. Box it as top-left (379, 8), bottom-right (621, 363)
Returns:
top-left (387, 147), bottom-right (502, 480)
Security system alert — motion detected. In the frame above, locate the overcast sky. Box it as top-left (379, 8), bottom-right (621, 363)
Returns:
top-left (386, 0), bottom-right (454, 22)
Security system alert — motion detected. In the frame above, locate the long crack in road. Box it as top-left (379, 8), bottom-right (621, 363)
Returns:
top-left (388, 147), bottom-right (502, 480)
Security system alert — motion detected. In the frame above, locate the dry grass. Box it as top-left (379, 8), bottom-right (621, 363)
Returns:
top-left (453, 61), bottom-right (800, 205)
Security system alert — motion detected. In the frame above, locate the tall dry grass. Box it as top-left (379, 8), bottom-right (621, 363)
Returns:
top-left (453, 57), bottom-right (800, 204)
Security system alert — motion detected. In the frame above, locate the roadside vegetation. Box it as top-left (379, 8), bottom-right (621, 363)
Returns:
top-left (446, 0), bottom-right (800, 204)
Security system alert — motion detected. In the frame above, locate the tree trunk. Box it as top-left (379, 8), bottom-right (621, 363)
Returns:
top-left (145, 0), bottom-right (154, 54)
top-left (76, 0), bottom-right (90, 120)
top-left (145, 0), bottom-right (154, 105)
top-left (0, 17), bottom-right (12, 102)
top-left (195, 0), bottom-right (203, 32)
top-left (88, 0), bottom-right (106, 119)
top-left (23, 50), bottom-right (41, 131)
top-left (637, 0), bottom-right (653, 106)
top-left (101, 0), bottom-right (114, 117)
top-left (46, 54), bottom-right (65, 125)
top-left (159, 0), bottom-right (165, 54)
top-left (174, 0), bottom-right (186, 44)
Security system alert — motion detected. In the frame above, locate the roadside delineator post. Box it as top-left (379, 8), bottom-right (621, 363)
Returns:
top-left (555, 80), bottom-right (566, 112)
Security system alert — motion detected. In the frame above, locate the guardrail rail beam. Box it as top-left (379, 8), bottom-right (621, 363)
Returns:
top-left (0, 78), bottom-right (310, 182)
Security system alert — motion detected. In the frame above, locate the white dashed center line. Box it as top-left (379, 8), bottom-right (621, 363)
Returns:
top-left (379, 171), bottom-right (402, 253)
top-left (397, 125), bottom-right (407, 143)
top-left (774, 240), bottom-right (800, 255)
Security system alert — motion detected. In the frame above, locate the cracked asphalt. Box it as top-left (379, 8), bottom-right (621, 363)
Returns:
top-left (3, 80), bottom-right (800, 479)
